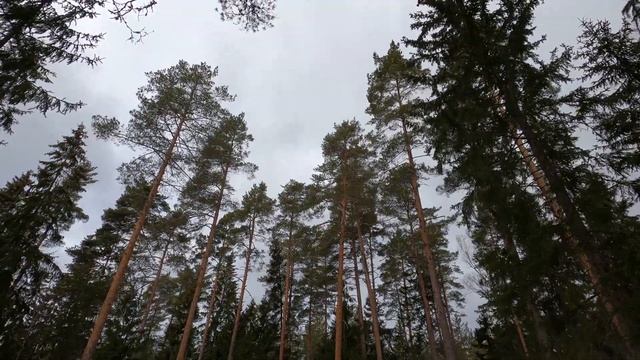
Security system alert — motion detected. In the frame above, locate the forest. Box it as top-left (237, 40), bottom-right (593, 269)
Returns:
top-left (1, 0), bottom-right (639, 359)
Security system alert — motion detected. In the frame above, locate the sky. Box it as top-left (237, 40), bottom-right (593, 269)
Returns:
top-left (0, 0), bottom-right (628, 329)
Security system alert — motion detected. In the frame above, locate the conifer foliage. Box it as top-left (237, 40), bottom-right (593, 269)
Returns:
top-left (1, 3), bottom-right (639, 360)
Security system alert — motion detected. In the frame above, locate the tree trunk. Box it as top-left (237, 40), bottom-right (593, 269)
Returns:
top-left (176, 164), bottom-right (229, 360)
top-left (408, 216), bottom-right (439, 360)
top-left (401, 118), bottom-right (457, 360)
top-left (513, 314), bottom-right (530, 358)
top-left (356, 221), bottom-right (384, 360)
top-left (197, 240), bottom-right (230, 360)
top-left (81, 116), bottom-right (186, 360)
top-left (367, 234), bottom-right (377, 294)
top-left (334, 172), bottom-right (348, 360)
top-left (227, 216), bottom-right (257, 360)
top-left (350, 237), bottom-right (368, 359)
top-left (510, 123), bottom-right (634, 355)
top-left (279, 252), bottom-right (295, 360)
top-left (400, 258), bottom-right (415, 347)
top-left (139, 240), bottom-right (171, 335)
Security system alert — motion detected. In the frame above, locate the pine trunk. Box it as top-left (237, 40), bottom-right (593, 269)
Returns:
top-left (356, 222), bottom-right (384, 360)
top-left (176, 164), bottom-right (229, 360)
top-left (350, 237), bottom-right (368, 359)
top-left (401, 119), bottom-right (457, 360)
top-left (227, 216), bottom-right (257, 360)
top-left (334, 171), bottom-right (348, 360)
top-left (408, 216), bottom-right (439, 360)
top-left (279, 252), bottom-right (295, 360)
top-left (81, 116), bottom-right (186, 360)
top-left (139, 240), bottom-right (171, 335)
top-left (510, 122), bottom-right (634, 355)
top-left (197, 240), bottom-right (230, 360)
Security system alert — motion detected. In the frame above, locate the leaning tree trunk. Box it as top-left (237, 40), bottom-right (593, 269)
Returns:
top-left (334, 172), bottom-right (348, 360)
top-left (356, 221), bottom-right (383, 360)
top-left (139, 240), bottom-right (171, 335)
top-left (509, 122), bottom-right (635, 356)
top-left (400, 118), bottom-right (457, 360)
top-left (350, 236), bottom-right (368, 359)
top-left (227, 216), bottom-right (257, 360)
top-left (407, 215), bottom-right (439, 360)
top-left (197, 239), bottom-right (230, 360)
top-left (81, 116), bottom-right (187, 360)
top-left (176, 164), bottom-right (229, 360)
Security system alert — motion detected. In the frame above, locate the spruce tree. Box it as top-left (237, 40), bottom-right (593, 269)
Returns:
top-left (0, 125), bottom-right (95, 356)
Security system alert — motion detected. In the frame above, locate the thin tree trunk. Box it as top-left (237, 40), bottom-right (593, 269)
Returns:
top-left (176, 164), bottom-right (230, 360)
top-left (408, 215), bottom-right (439, 360)
top-left (513, 314), bottom-right (530, 358)
top-left (367, 234), bottom-right (377, 294)
top-left (334, 171), bottom-right (348, 360)
top-left (197, 240), bottom-right (230, 360)
top-left (306, 304), bottom-right (314, 360)
top-left (227, 216), bottom-right (257, 360)
top-left (350, 237), bottom-right (368, 359)
top-left (400, 258), bottom-right (414, 346)
top-left (510, 125), bottom-right (634, 355)
top-left (400, 117), bottom-right (457, 360)
top-left (279, 252), bottom-right (295, 360)
top-left (393, 78), bottom-right (456, 359)
top-left (139, 240), bottom-right (171, 335)
top-left (356, 221), bottom-right (384, 360)
top-left (81, 115), bottom-right (187, 360)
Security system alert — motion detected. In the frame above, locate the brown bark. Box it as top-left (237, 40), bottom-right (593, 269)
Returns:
top-left (334, 171), bottom-right (348, 360)
top-left (176, 164), bottom-right (229, 360)
top-left (350, 237), bottom-right (368, 359)
top-left (513, 314), bottom-right (530, 358)
top-left (81, 116), bottom-right (186, 360)
top-left (393, 77), bottom-right (456, 359)
top-left (279, 252), bottom-right (295, 360)
top-left (139, 240), bottom-right (171, 335)
top-left (356, 221), bottom-right (384, 360)
top-left (401, 118), bottom-right (457, 360)
top-left (197, 239), bottom-right (230, 360)
top-left (408, 216), bottom-right (439, 360)
top-left (227, 216), bottom-right (257, 360)
top-left (400, 258), bottom-right (415, 345)
top-left (511, 126), bottom-right (634, 355)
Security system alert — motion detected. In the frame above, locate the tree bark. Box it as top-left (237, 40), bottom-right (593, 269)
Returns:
top-left (227, 216), bottom-right (257, 360)
top-left (81, 116), bottom-right (186, 360)
top-left (334, 171), bottom-right (348, 360)
top-left (176, 164), bottom-right (229, 360)
top-left (350, 237), bottom-right (368, 359)
top-left (356, 221), bottom-right (384, 360)
top-left (279, 251), bottom-right (295, 360)
top-left (408, 215), bottom-right (439, 360)
top-left (400, 118), bottom-right (457, 360)
top-left (197, 239), bottom-right (230, 360)
top-left (139, 240), bottom-right (171, 335)
top-left (510, 124), bottom-right (634, 355)
top-left (513, 314), bottom-right (530, 358)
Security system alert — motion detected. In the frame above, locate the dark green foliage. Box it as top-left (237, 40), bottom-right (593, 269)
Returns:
top-left (0, 125), bottom-right (95, 355)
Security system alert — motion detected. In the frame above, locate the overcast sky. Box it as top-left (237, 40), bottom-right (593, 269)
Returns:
top-left (0, 0), bottom-right (627, 328)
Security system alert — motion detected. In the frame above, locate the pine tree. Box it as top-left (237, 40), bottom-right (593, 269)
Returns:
top-left (84, 60), bottom-right (233, 359)
top-left (227, 182), bottom-right (275, 360)
top-left (313, 120), bottom-right (371, 360)
top-left (367, 41), bottom-right (457, 360)
top-left (177, 112), bottom-right (256, 360)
